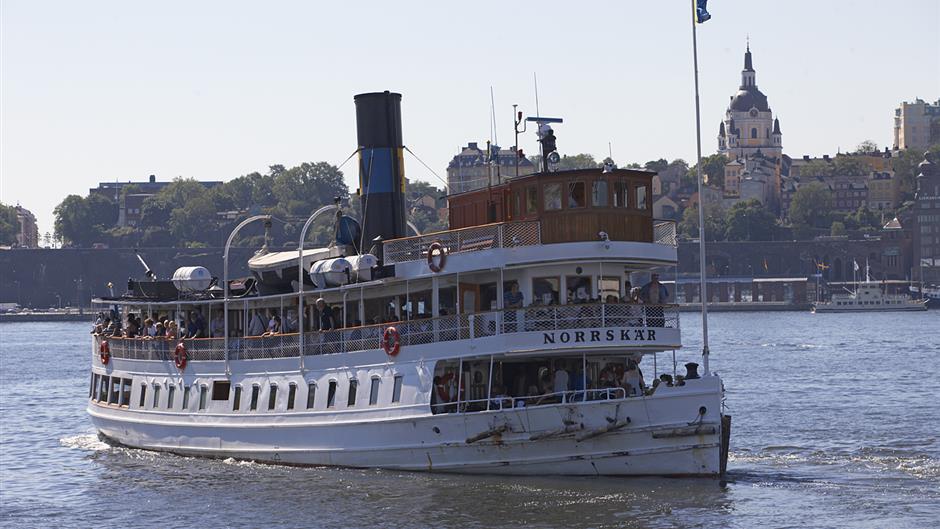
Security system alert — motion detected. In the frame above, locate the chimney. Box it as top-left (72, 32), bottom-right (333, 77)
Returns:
top-left (149, 174), bottom-right (156, 183)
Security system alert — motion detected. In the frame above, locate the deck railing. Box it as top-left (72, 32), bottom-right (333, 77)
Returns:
top-left (383, 221), bottom-right (542, 265)
top-left (653, 219), bottom-right (678, 248)
top-left (95, 302), bottom-right (679, 362)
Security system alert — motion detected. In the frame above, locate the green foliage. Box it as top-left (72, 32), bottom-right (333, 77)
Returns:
top-left (0, 203), bottom-right (18, 245)
top-left (679, 204), bottom-right (727, 241)
top-left (833, 156), bottom-right (872, 176)
top-left (555, 153), bottom-right (600, 170)
top-left (788, 183), bottom-right (832, 235)
top-left (687, 154), bottom-right (727, 188)
top-left (892, 144), bottom-right (940, 199)
top-left (842, 205), bottom-right (881, 231)
top-left (53, 193), bottom-right (117, 247)
top-left (724, 199), bottom-right (777, 241)
top-left (856, 140), bottom-right (879, 154)
top-left (830, 221), bottom-right (846, 237)
top-left (644, 159), bottom-right (669, 173)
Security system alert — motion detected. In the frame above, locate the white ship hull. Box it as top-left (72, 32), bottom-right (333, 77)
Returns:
top-left (89, 377), bottom-right (724, 476)
top-left (812, 301), bottom-right (927, 313)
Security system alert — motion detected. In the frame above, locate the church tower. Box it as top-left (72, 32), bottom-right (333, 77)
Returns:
top-left (718, 44), bottom-right (782, 160)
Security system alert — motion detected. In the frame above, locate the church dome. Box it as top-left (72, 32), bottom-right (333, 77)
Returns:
top-left (729, 88), bottom-right (769, 112)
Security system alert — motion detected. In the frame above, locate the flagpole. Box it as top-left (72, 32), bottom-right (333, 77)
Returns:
top-left (691, 0), bottom-right (710, 374)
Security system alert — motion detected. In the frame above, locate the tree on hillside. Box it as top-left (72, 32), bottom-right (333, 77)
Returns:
top-left (686, 154), bottom-right (727, 188)
top-left (644, 159), bottom-right (669, 173)
top-left (892, 144), bottom-right (940, 199)
top-left (856, 140), bottom-right (879, 154)
top-left (833, 156), bottom-right (871, 176)
top-left (679, 204), bottom-right (727, 241)
top-left (272, 162), bottom-right (348, 216)
top-left (724, 199), bottom-right (777, 241)
top-left (0, 203), bottom-right (18, 245)
top-left (788, 183), bottom-right (832, 237)
top-left (53, 194), bottom-right (117, 247)
top-left (555, 153), bottom-right (600, 170)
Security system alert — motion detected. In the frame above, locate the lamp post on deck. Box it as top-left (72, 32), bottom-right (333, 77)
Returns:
top-left (297, 204), bottom-right (340, 372)
top-left (224, 215), bottom-right (272, 375)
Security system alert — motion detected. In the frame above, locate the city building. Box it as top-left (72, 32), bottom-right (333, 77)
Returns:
top-left (913, 152), bottom-right (940, 285)
top-left (717, 44), bottom-right (783, 160)
top-left (89, 174), bottom-right (222, 228)
top-left (866, 171), bottom-right (899, 212)
top-left (14, 205), bottom-right (39, 248)
top-left (446, 142), bottom-right (536, 194)
top-left (893, 98), bottom-right (940, 151)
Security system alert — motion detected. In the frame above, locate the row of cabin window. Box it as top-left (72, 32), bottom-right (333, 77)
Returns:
top-left (512, 179), bottom-right (650, 217)
top-left (90, 373), bottom-right (404, 411)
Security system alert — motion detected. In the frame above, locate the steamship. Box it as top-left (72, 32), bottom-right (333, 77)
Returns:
top-left (87, 92), bottom-right (730, 476)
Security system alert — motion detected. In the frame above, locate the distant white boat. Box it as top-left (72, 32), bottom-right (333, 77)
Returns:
top-left (813, 283), bottom-right (927, 313)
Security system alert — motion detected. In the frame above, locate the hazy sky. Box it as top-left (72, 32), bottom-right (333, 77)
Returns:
top-left (2, 0), bottom-right (938, 236)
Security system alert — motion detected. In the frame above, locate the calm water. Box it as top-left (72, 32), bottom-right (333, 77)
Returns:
top-left (1, 313), bottom-right (938, 529)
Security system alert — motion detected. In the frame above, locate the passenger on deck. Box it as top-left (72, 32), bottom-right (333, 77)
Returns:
top-left (186, 312), bottom-right (203, 338)
top-left (154, 321), bottom-right (165, 338)
top-left (553, 362), bottom-right (570, 398)
top-left (248, 311), bottom-right (266, 336)
top-left (640, 274), bottom-right (668, 304)
top-left (504, 282), bottom-right (524, 309)
top-left (165, 320), bottom-right (179, 339)
top-left (124, 315), bottom-right (139, 338)
top-left (284, 310), bottom-right (299, 334)
top-left (210, 314), bottom-right (224, 338)
top-left (658, 374), bottom-right (674, 387)
top-left (624, 280), bottom-right (633, 300)
top-left (317, 298), bottom-right (336, 331)
top-left (490, 384), bottom-right (512, 409)
top-left (263, 315), bottom-right (281, 336)
top-left (622, 359), bottom-right (645, 397)
top-left (143, 318), bottom-right (156, 338)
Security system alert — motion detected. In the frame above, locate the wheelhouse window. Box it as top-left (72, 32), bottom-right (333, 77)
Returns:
top-left (525, 186), bottom-right (538, 214)
top-left (347, 380), bottom-right (358, 407)
top-left (613, 180), bottom-right (629, 208)
top-left (268, 384), bottom-right (278, 411)
top-left (152, 384), bottom-right (161, 409)
top-left (167, 385), bottom-right (175, 409)
top-left (287, 383), bottom-right (297, 410)
top-left (327, 381), bottom-right (337, 408)
top-left (120, 379), bottom-right (132, 407)
top-left (369, 377), bottom-right (380, 406)
top-left (592, 180), bottom-right (608, 207)
top-left (567, 181), bottom-right (585, 208)
top-left (233, 386), bottom-right (242, 411)
top-left (198, 385), bottom-right (208, 410)
top-left (392, 375), bottom-right (403, 403)
top-left (249, 385), bottom-right (259, 410)
top-left (635, 184), bottom-right (648, 211)
top-left (306, 383), bottom-right (316, 409)
top-left (543, 183), bottom-right (562, 211)
top-left (138, 383), bottom-right (146, 407)
top-left (212, 381), bottom-right (231, 401)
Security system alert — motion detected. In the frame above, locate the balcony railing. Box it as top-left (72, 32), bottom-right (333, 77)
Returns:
top-left (94, 302), bottom-right (680, 362)
top-left (383, 221), bottom-right (542, 265)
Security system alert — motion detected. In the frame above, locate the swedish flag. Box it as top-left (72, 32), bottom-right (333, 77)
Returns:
top-left (696, 0), bottom-right (711, 23)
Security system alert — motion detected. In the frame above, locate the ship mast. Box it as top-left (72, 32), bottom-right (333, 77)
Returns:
top-left (690, 0), bottom-right (710, 374)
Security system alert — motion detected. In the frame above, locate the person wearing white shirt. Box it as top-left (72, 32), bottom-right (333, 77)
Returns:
top-left (553, 364), bottom-right (570, 400)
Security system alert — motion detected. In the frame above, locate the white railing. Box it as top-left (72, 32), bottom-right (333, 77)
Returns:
top-left (383, 221), bottom-right (541, 265)
top-left (95, 303), bottom-right (679, 362)
top-left (653, 219), bottom-right (678, 248)
top-left (432, 387), bottom-right (629, 414)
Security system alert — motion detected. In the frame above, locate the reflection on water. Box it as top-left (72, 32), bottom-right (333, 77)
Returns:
top-left (2, 314), bottom-right (939, 528)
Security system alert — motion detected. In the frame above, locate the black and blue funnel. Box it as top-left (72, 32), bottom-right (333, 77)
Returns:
top-left (355, 91), bottom-right (407, 251)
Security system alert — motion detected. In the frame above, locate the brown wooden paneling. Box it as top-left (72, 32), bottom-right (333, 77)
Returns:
top-left (540, 210), bottom-right (652, 244)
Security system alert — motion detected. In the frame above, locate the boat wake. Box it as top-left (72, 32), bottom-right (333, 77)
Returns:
top-left (59, 433), bottom-right (111, 452)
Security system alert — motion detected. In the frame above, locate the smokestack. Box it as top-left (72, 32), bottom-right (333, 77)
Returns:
top-left (354, 91), bottom-right (407, 253)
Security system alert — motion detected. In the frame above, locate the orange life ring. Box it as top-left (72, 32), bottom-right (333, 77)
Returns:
top-left (427, 241), bottom-right (446, 273)
top-left (382, 326), bottom-right (401, 356)
top-left (174, 342), bottom-right (188, 370)
top-left (99, 340), bottom-right (110, 365)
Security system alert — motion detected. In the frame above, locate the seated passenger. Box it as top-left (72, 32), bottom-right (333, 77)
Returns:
top-left (284, 311), bottom-right (299, 334)
top-left (210, 314), bottom-right (224, 338)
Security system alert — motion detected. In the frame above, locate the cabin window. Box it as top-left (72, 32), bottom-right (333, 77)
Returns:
top-left (233, 386), bottom-right (242, 411)
top-left (568, 181), bottom-right (586, 208)
top-left (532, 277), bottom-right (560, 305)
top-left (592, 180), bottom-right (609, 207)
top-left (212, 381), bottom-right (231, 401)
top-left (120, 379), bottom-right (132, 406)
top-left (392, 375), bottom-right (403, 403)
top-left (347, 380), bottom-right (358, 407)
top-left (90, 373), bottom-right (98, 399)
top-left (198, 385), bottom-right (208, 410)
top-left (99, 376), bottom-right (110, 402)
top-left (152, 385), bottom-right (161, 409)
top-left (167, 385), bottom-right (175, 409)
top-left (268, 384), bottom-right (278, 411)
top-left (306, 383), bottom-right (316, 409)
top-left (327, 380), bottom-right (337, 408)
top-left (135, 383), bottom-right (145, 407)
top-left (599, 276), bottom-right (621, 301)
top-left (287, 383), bottom-right (297, 410)
top-left (567, 276), bottom-right (593, 303)
top-left (635, 184), bottom-right (648, 210)
top-left (250, 385), bottom-right (259, 410)
top-left (543, 183), bottom-right (562, 210)
top-left (525, 186), bottom-right (538, 214)
top-left (182, 386), bottom-right (191, 410)
top-left (512, 191), bottom-right (521, 219)
top-left (613, 180), bottom-right (629, 208)
top-left (369, 377), bottom-right (380, 406)
top-left (108, 378), bottom-right (120, 404)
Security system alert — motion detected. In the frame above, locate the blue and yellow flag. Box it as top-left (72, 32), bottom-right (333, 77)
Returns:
top-left (696, 0), bottom-right (711, 23)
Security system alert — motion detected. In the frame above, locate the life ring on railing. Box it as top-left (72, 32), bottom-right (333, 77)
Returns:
top-left (427, 241), bottom-right (446, 273)
top-left (382, 326), bottom-right (401, 356)
top-left (99, 340), bottom-right (110, 365)
top-left (174, 342), bottom-right (188, 370)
